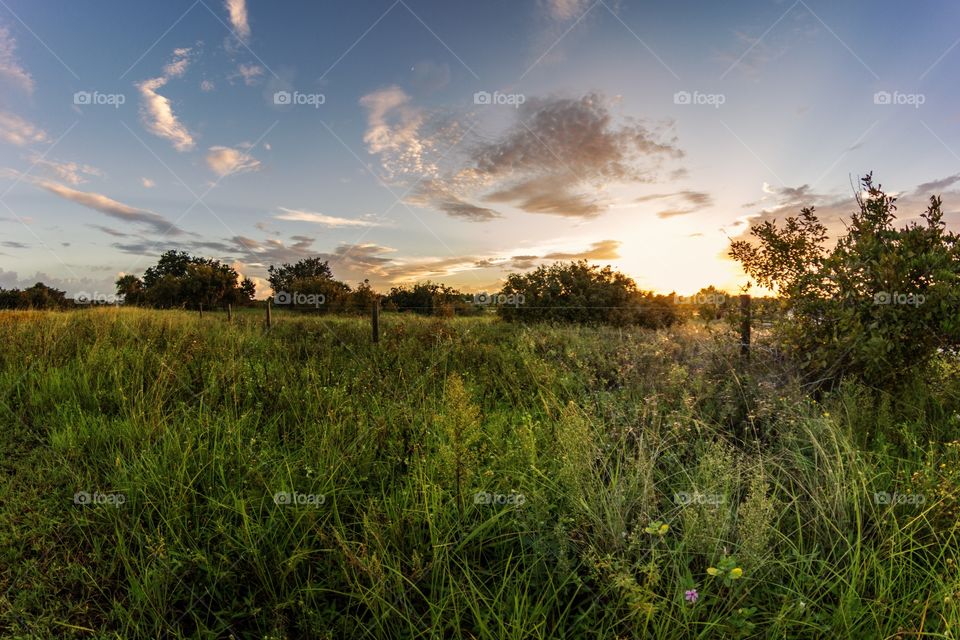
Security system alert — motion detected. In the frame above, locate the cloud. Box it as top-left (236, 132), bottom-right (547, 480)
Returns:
top-left (33, 178), bottom-right (187, 235)
top-left (360, 86), bottom-right (441, 179)
top-left (200, 79), bottom-right (215, 92)
top-left (29, 155), bottom-right (102, 185)
top-left (374, 92), bottom-right (684, 222)
top-left (205, 145), bottom-right (261, 177)
top-left (225, 0), bottom-right (251, 43)
top-left (137, 48), bottom-right (195, 151)
top-left (635, 189), bottom-right (714, 218)
top-left (544, 0), bottom-right (593, 21)
top-left (407, 180), bottom-right (501, 221)
top-left (915, 174), bottom-right (960, 194)
top-left (88, 224), bottom-right (132, 238)
top-left (542, 239), bottom-right (621, 260)
top-left (141, 177), bottom-right (156, 188)
top-left (467, 94), bottom-right (682, 218)
top-left (232, 63), bottom-right (263, 86)
top-left (0, 24), bottom-right (33, 93)
top-left (274, 207), bottom-right (382, 228)
top-left (0, 110), bottom-right (47, 146)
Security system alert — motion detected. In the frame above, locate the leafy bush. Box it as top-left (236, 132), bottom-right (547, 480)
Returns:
top-left (730, 173), bottom-right (960, 389)
top-left (497, 260), bottom-right (677, 327)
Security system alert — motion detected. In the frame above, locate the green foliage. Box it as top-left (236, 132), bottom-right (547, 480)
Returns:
top-left (123, 250), bottom-right (254, 309)
top-left (0, 282), bottom-right (69, 309)
top-left (731, 173), bottom-right (960, 389)
top-left (384, 280), bottom-right (480, 316)
top-left (1, 309), bottom-right (959, 638)
top-left (497, 260), bottom-right (678, 327)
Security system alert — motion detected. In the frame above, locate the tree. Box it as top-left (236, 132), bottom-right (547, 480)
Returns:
top-left (267, 257), bottom-right (334, 294)
top-left (0, 283), bottom-right (68, 309)
top-left (115, 274), bottom-right (145, 305)
top-left (385, 281), bottom-right (477, 316)
top-left (497, 260), bottom-right (677, 327)
top-left (134, 250), bottom-right (253, 309)
top-left (730, 173), bottom-right (960, 389)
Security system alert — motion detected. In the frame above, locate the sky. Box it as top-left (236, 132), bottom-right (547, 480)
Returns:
top-left (1, 0), bottom-right (960, 299)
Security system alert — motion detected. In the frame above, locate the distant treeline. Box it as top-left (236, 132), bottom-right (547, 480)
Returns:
top-left (1, 250), bottom-right (740, 326)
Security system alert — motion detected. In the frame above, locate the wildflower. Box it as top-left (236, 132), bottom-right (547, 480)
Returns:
top-left (730, 567), bottom-right (743, 579)
top-left (684, 589), bottom-right (699, 603)
top-left (707, 567), bottom-right (720, 576)
top-left (644, 520), bottom-right (669, 536)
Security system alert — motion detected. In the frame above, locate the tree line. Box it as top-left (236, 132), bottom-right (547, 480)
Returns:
top-left (1, 250), bottom-right (732, 327)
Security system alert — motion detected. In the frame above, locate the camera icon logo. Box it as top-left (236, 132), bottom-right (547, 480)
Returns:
top-left (673, 91), bottom-right (691, 105)
top-left (73, 491), bottom-right (92, 504)
top-left (873, 291), bottom-right (891, 305)
top-left (274, 91), bottom-right (292, 105)
top-left (74, 91), bottom-right (92, 105)
top-left (275, 291), bottom-right (292, 304)
top-left (75, 291), bottom-right (91, 305)
top-left (474, 91), bottom-right (492, 105)
top-left (873, 91), bottom-right (892, 105)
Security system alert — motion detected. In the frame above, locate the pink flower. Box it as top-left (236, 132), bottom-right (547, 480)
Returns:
top-left (684, 589), bottom-right (699, 603)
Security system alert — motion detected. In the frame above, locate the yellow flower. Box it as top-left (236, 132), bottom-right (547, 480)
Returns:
top-left (730, 567), bottom-right (743, 579)
top-left (658, 524), bottom-right (669, 536)
top-left (707, 567), bottom-right (720, 576)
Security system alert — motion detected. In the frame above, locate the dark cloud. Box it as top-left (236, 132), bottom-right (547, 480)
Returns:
top-left (915, 174), bottom-right (960, 194)
top-left (468, 94), bottom-right (682, 218)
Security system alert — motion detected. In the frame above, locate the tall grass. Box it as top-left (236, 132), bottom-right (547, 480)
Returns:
top-left (0, 307), bottom-right (958, 638)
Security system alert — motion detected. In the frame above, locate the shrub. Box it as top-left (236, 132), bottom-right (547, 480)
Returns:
top-left (497, 260), bottom-right (678, 327)
top-left (730, 173), bottom-right (960, 389)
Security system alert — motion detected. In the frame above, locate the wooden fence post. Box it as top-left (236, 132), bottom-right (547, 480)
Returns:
top-left (739, 294), bottom-right (751, 361)
top-left (198, 303), bottom-right (203, 318)
top-left (266, 298), bottom-right (272, 329)
top-left (227, 304), bottom-right (232, 322)
top-left (371, 296), bottom-right (380, 343)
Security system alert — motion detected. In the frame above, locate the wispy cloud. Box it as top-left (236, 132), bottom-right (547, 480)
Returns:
top-left (205, 145), bottom-right (261, 177)
top-left (136, 47), bottom-right (195, 151)
top-left (274, 207), bottom-right (382, 228)
top-left (29, 155), bottom-right (102, 186)
top-left (635, 189), bottom-right (714, 218)
top-left (231, 63), bottom-right (263, 86)
top-left (0, 24), bottom-right (34, 93)
top-left (33, 177), bottom-right (187, 235)
top-left (225, 0), bottom-right (251, 43)
top-left (0, 110), bottom-right (47, 146)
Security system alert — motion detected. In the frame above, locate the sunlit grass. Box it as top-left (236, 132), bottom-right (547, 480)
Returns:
top-left (0, 307), bottom-right (958, 638)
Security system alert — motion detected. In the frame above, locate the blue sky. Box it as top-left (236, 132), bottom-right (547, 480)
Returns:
top-left (1, 0), bottom-right (960, 298)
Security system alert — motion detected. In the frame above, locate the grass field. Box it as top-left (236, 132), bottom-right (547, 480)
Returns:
top-left (1, 307), bottom-right (959, 638)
